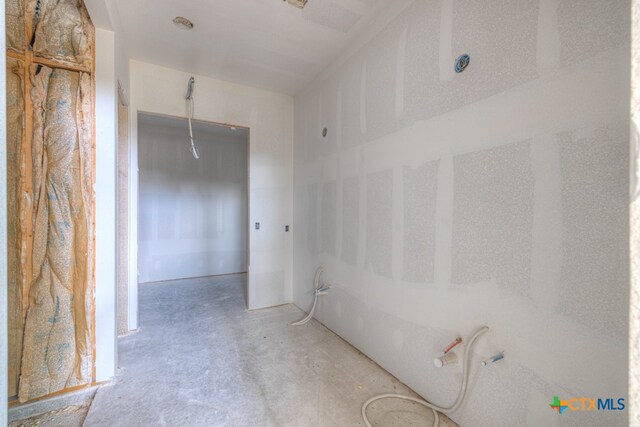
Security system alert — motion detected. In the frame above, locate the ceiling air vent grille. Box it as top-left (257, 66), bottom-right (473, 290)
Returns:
top-left (285, 0), bottom-right (308, 9)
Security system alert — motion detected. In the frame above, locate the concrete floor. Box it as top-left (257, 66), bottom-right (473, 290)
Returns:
top-left (82, 274), bottom-right (456, 426)
top-left (10, 403), bottom-right (91, 427)
top-left (8, 387), bottom-right (97, 427)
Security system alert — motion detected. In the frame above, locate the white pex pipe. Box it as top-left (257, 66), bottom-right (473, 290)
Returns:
top-left (291, 267), bottom-right (329, 326)
top-left (185, 77), bottom-right (200, 159)
top-left (361, 326), bottom-right (489, 427)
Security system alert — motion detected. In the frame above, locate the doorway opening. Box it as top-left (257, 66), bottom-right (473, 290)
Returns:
top-left (136, 112), bottom-right (250, 305)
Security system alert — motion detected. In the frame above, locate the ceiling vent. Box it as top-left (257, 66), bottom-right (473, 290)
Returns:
top-left (284, 0), bottom-right (308, 9)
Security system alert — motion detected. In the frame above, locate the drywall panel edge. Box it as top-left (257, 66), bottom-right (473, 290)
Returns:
top-left (94, 28), bottom-right (117, 382)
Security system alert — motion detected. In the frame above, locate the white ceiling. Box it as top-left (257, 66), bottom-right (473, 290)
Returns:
top-left (110, 0), bottom-right (384, 95)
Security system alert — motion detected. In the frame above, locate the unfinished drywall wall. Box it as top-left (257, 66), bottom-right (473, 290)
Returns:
top-left (293, 0), bottom-right (630, 425)
top-left (129, 60), bottom-right (293, 311)
top-left (451, 140), bottom-right (534, 294)
top-left (6, 0), bottom-right (95, 403)
top-left (137, 114), bottom-right (248, 283)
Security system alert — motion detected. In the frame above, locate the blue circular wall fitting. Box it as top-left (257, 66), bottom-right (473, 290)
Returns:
top-left (454, 54), bottom-right (470, 73)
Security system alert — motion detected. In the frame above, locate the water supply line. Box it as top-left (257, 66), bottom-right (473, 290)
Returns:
top-left (361, 326), bottom-right (489, 427)
top-left (291, 267), bottom-right (330, 326)
top-left (443, 337), bottom-right (462, 354)
top-left (185, 77), bottom-right (200, 159)
top-left (482, 351), bottom-right (505, 366)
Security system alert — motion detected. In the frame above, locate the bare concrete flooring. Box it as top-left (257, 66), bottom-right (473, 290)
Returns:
top-left (10, 402), bottom-right (92, 427)
top-left (16, 274), bottom-right (458, 426)
top-left (8, 387), bottom-right (98, 427)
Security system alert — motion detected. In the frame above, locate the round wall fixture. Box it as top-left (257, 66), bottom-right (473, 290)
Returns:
top-left (173, 17), bottom-right (194, 30)
top-left (454, 54), bottom-right (470, 73)
top-left (322, 128), bottom-right (328, 138)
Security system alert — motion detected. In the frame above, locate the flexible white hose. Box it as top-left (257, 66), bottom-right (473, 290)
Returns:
top-left (291, 267), bottom-right (324, 326)
top-left (361, 326), bottom-right (489, 427)
top-left (186, 87), bottom-right (200, 159)
top-left (187, 99), bottom-right (194, 140)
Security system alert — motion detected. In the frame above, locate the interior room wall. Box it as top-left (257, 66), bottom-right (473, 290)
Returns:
top-left (137, 115), bottom-right (248, 283)
top-left (293, 1), bottom-right (630, 426)
top-left (129, 60), bottom-right (293, 314)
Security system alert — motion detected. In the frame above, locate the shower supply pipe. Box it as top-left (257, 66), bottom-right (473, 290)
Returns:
top-left (362, 326), bottom-right (490, 427)
top-left (291, 267), bottom-right (329, 326)
top-left (434, 352), bottom-right (458, 368)
top-left (185, 76), bottom-right (200, 159)
top-left (443, 337), bottom-right (462, 354)
top-left (313, 285), bottom-right (331, 296)
top-left (482, 351), bottom-right (505, 366)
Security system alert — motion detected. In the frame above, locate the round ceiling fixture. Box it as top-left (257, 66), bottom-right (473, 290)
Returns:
top-left (173, 17), bottom-right (194, 30)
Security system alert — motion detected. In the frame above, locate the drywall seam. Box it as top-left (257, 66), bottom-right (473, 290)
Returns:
top-left (391, 166), bottom-right (402, 280)
top-left (359, 62), bottom-right (367, 135)
top-left (434, 155), bottom-right (453, 290)
top-left (395, 29), bottom-right (406, 117)
top-left (529, 133), bottom-right (562, 312)
top-left (536, 0), bottom-right (561, 76)
top-left (438, 0), bottom-right (454, 81)
top-left (402, 160), bottom-right (439, 284)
